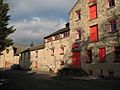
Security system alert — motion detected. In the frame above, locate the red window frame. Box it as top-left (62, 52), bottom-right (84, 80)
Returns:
top-left (89, 25), bottom-right (99, 42)
top-left (89, 4), bottom-right (97, 20)
top-left (99, 47), bottom-right (106, 63)
top-left (114, 46), bottom-right (120, 63)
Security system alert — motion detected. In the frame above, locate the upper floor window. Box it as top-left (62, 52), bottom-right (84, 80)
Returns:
top-left (109, 19), bottom-right (117, 32)
top-left (35, 51), bottom-right (38, 58)
top-left (76, 29), bottom-right (81, 40)
top-left (108, 0), bottom-right (115, 7)
top-left (55, 34), bottom-right (60, 40)
top-left (51, 49), bottom-right (54, 56)
top-left (89, 4), bottom-right (97, 20)
top-left (60, 47), bottom-right (64, 55)
top-left (63, 31), bottom-right (69, 38)
top-left (76, 10), bottom-right (81, 20)
top-left (89, 25), bottom-right (99, 42)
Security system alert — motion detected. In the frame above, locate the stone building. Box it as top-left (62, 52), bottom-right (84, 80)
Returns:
top-left (44, 23), bottom-right (71, 72)
top-left (69, 0), bottom-right (120, 77)
top-left (0, 43), bottom-right (28, 68)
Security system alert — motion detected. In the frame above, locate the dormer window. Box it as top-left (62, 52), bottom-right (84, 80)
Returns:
top-left (60, 33), bottom-right (64, 38)
top-left (52, 36), bottom-right (55, 41)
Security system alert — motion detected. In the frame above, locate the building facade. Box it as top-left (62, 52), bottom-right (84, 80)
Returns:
top-left (69, 0), bottom-right (120, 77)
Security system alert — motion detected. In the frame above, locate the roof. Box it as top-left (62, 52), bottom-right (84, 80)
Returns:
top-left (30, 44), bottom-right (45, 51)
top-left (68, 0), bottom-right (79, 15)
top-left (13, 43), bottom-right (29, 55)
top-left (44, 27), bottom-right (70, 39)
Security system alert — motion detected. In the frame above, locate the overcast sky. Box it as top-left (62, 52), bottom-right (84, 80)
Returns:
top-left (8, 0), bottom-right (77, 45)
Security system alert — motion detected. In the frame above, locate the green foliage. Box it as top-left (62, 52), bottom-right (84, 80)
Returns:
top-left (0, 0), bottom-right (15, 52)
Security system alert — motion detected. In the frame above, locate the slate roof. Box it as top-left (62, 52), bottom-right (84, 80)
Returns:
top-left (30, 44), bottom-right (45, 51)
top-left (13, 43), bottom-right (29, 55)
top-left (44, 27), bottom-right (70, 39)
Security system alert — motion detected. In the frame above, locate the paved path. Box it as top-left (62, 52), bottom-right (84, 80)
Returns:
top-left (0, 69), bottom-right (120, 90)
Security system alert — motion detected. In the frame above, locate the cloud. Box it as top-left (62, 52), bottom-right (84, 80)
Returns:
top-left (8, 0), bottom-right (78, 45)
top-left (9, 17), bottom-right (66, 45)
top-left (9, 0), bottom-right (77, 21)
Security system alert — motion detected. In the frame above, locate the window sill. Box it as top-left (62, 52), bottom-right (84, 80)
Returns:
top-left (89, 17), bottom-right (98, 21)
top-left (88, 1), bottom-right (97, 6)
top-left (98, 60), bottom-right (106, 63)
top-left (108, 30), bottom-right (118, 34)
top-left (106, 6), bottom-right (116, 10)
top-left (60, 53), bottom-right (64, 55)
top-left (51, 54), bottom-right (54, 56)
top-left (114, 61), bottom-right (120, 63)
top-left (86, 61), bottom-right (92, 63)
top-left (75, 19), bottom-right (81, 22)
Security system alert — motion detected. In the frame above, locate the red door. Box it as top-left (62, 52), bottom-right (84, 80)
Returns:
top-left (72, 52), bottom-right (81, 68)
top-left (99, 47), bottom-right (106, 62)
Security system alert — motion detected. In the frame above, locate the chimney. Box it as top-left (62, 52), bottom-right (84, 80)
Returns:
top-left (66, 23), bottom-right (69, 28)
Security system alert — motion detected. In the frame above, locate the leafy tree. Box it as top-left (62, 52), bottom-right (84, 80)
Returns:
top-left (0, 0), bottom-right (15, 52)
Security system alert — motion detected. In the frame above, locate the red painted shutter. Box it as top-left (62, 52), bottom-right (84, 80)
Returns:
top-left (89, 0), bottom-right (95, 2)
top-left (72, 52), bottom-right (81, 68)
top-left (89, 5), bottom-right (97, 20)
top-left (90, 25), bottom-right (98, 42)
top-left (99, 48), bottom-right (106, 62)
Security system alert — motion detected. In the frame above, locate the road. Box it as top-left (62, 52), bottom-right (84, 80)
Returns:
top-left (0, 69), bottom-right (120, 90)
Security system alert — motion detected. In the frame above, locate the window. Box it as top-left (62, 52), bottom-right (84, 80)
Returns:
top-left (99, 47), bottom-right (106, 63)
top-left (76, 10), bottom-right (81, 20)
top-left (6, 49), bottom-right (9, 54)
top-left (89, 25), bottom-right (99, 42)
top-left (89, 0), bottom-right (95, 3)
top-left (114, 46), bottom-right (120, 62)
top-left (47, 37), bottom-right (52, 42)
top-left (51, 49), bottom-right (54, 56)
top-left (86, 49), bottom-right (92, 63)
top-left (76, 29), bottom-right (81, 40)
top-left (55, 35), bottom-right (60, 40)
top-left (63, 31), bottom-right (69, 38)
top-left (35, 51), bottom-right (38, 58)
top-left (89, 4), bottom-right (97, 20)
top-left (109, 19), bottom-right (117, 32)
top-left (60, 47), bottom-right (64, 55)
top-left (108, 0), bottom-right (115, 7)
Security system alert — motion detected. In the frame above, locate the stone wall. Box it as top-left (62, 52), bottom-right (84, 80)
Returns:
top-left (69, 0), bottom-right (120, 77)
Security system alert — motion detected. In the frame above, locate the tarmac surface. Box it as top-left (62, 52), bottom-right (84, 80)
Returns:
top-left (0, 69), bottom-right (120, 90)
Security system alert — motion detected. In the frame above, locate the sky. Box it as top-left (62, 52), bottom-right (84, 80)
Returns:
top-left (8, 0), bottom-right (77, 45)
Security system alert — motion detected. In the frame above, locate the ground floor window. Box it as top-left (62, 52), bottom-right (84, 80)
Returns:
top-left (86, 49), bottom-right (92, 63)
top-left (114, 46), bottom-right (120, 62)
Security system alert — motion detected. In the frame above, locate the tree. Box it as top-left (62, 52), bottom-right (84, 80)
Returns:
top-left (0, 0), bottom-right (15, 52)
